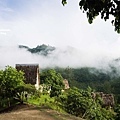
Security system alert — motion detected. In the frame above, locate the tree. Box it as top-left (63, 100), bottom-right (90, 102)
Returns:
top-left (0, 66), bottom-right (24, 98)
top-left (115, 104), bottom-right (120, 120)
top-left (40, 69), bottom-right (64, 97)
top-left (0, 66), bottom-right (25, 107)
top-left (0, 66), bottom-right (37, 109)
top-left (62, 0), bottom-right (120, 33)
top-left (60, 87), bottom-right (115, 119)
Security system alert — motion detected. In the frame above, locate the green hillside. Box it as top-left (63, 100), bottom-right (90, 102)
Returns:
top-left (19, 44), bottom-right (120, 103)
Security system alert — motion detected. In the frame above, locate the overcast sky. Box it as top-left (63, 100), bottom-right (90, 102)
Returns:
top-left (0, 0), bottom-right (120, 69)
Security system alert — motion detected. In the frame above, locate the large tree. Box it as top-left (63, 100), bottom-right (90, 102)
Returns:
top-left (62, 0), bottom-right (120, 33)
top-left (0, 66), bottom-right (36, 108)
top-left (0, 66), bottom-right (25, 107)
top-left (60, 87), bottom-right (115, 119)
top-left (40, 69), bottom-right (64, 97)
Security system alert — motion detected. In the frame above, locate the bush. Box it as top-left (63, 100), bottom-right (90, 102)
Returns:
top-left (60, 87), bottom-right (115, 120)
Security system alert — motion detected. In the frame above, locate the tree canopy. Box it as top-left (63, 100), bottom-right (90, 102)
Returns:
top-left (60, 87), bottom-right (115, 119)
top-left (0, 66), bottom-right (36, 109)
top-left (40, 69), bottom-right (64, 97)
top-left (62, 0), bottom-right (120, 33)
top-left (0, 66), bottom-right (24, 108)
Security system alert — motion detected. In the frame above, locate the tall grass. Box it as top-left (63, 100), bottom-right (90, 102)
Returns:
top-left (27, 93), bottom-right (65, 113)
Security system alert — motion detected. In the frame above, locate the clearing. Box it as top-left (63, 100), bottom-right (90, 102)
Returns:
top-left (0, 104), bottom-right (83, 120)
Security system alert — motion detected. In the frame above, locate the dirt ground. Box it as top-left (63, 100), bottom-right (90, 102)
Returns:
top-left (0, 104), bottom-right (83, 120)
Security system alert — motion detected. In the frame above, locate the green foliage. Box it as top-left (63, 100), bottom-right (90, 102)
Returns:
top-left (28, 94), bottom-right (51, 106)
top-left (62, 0), bottom-right (67, 6)
top-left (55, 67), bottom-right (111, 89)
top-left (0, 66), bottom-right (38, 110)
top-left (54, 66), bottom-right (120, 103)
top-left (23, 84), bottom-right (36, 94)
top-left (0, 66), bottom-right (25, 108)
top-left (41, 69), bottom-right (64, 97)
top-left (60, 87), bottom-right (115, 119)
top-left (110, 78), bottom-right (120, 104)
top-left (114, 104), bottom-right (120, 120)
top-left (0, 66), bottom-right (24, 98)
top-left (14, 84), bottom-right (36, 103)
top-left (62, 0), bottom-right (120, 33)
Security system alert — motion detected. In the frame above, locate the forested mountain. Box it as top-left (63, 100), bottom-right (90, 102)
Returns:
top-left (50, 66), bottom-right (120, 103)
top-left (19, 44), bottom-right (120, 103)
top-left (19, 44), bottom-right (55, 56)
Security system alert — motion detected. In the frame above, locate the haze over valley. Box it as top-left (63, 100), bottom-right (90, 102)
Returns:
top-left (0, 44), bottom-right (120, 75)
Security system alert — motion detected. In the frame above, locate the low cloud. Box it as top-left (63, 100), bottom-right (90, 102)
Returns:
top-left (0, 45), bottom-right (120, 71)
top-left (0, 1), bottom-right (120, 71)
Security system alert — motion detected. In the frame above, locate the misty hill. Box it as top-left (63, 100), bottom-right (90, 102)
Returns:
top-left (11, 44), bottom-right (120, 103)
top-left (19, 44), bottom-right (55, 56)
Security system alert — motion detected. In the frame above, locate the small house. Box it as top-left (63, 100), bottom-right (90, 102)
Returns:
top-left (16, 64), bottom-right (40, 89)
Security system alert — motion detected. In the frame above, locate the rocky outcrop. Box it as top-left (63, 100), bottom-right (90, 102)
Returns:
top-left (92, 92), bottom-right (115, 107)
top-left (63, 79), bottom-right (70, 89)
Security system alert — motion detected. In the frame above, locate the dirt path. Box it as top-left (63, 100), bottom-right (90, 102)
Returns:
top-left (0, 104), bottom-right (83, 120)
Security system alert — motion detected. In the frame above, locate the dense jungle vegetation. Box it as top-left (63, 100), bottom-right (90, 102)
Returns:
top-left (55, 66), bottom-right (120, 103)
top-left (0, 66), bottom-right (120, 119)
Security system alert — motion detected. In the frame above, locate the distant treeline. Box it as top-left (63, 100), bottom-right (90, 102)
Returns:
top-left (42, 66), bottom-right (120, 104)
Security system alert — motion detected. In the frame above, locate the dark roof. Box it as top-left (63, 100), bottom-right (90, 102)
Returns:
top-left (15, 64), bottom-right (40, 85)
top-left (16, 64), bottom-right (39, 66)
